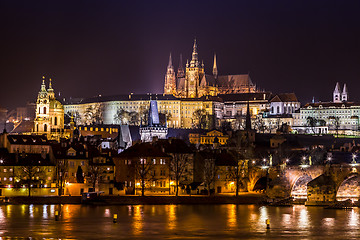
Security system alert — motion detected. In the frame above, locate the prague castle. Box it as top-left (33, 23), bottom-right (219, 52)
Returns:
top-left (164, 39), bottom-right (256, 98)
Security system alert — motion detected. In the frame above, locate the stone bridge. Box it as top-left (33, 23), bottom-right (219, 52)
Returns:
top-left (248, 163), bottom-right (360, 203)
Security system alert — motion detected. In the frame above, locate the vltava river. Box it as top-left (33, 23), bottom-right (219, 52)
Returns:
top-left (0, 204), bottom-right (359, 239)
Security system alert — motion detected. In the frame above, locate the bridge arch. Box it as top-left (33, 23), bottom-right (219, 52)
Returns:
top-left (290, 174), bottom-right (313, 199)
top-left (336, 173), bottom-right (360, 201)
top-left (252, 177), bottom-right (272, 192)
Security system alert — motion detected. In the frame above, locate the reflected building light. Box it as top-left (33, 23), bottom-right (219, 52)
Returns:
top-left (104, 208), bottom-right (110, 218)
top-left (322, 217), bottom-right (335, 228)
top-left (167, 205), bottom-right (177, 230)
top-left (29, 204), bottom-right (34, 218)
top-left (0, 207), bottom-right (4, 224)
top-left (298, 207), bottom-right (309, 229)
top-left (50, 205), bottom-right (55, 216)
top-left (43, 204), bottom-right (48, 219)
top-left (348, 209), bottom-right (358, 227)
top-left (259, 206), bottom-right (268, 223)
top-left (226, 205), bottom-right (237, 229)
top-left (281, 214), bottom-right (291, 226)
top-left (132, 206), bottom-right (143, 235)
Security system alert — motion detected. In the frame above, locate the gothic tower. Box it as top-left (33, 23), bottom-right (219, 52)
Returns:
top-left (333, 82), bottom-right (341, 103)
top-left (177, 54), bottom-right (185, 78)
top-left (185, 39), bottom-right (204, 98)
top-left (164, 53), bottom-right (176, 95)
top-left (213, 53), bottom-right (218, 79)
top-left (341, 83), bottom-right (348, 102)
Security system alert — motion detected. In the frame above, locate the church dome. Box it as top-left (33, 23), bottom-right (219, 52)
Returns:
top-left (49, 99), bottom-right (63, 110)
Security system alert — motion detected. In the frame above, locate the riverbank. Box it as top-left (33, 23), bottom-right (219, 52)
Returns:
top-left (2, 193), bottom-right (265, 205)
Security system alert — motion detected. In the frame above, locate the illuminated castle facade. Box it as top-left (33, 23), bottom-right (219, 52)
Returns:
top-left (34, 77), bottom-right (65, 140)
top-left (164, 40), bottom-right (257, 98)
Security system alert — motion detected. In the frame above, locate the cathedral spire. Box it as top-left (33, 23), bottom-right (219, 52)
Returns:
top-left (213, 53), bottom-right (218, 79)
top-left (177, 54), bottom-right (185, 78)
top-left (190, 38), bottom-right (199, 67)
top-left (167, 52), bottom-right (173, 69)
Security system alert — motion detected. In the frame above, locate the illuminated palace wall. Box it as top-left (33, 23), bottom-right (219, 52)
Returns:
top-left (64, 95), bottom-right (223, 129)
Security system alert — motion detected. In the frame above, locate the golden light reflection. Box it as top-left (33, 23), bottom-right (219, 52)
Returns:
top-left (21, 204), bottom-right (26, 217)
top-left (258, 206), bottom-right (268, 223)
top-left (348, 209), bottom-right (358, 227)
top-left (298, 207), bottom-right (309, 229)
top-left (6, 205), bottom-right (11, 218)
top-left (281, 213), bottom-right (292, 226)
top-left (132, 206), bottom-right (143, 235)
top-left (0, 206), bottom-right (5, 224)
top-left (226, 204), bottom-right (237, 229)
top-left (322, 217), bottom-right (335, 228)
top-left (167, 205), bottom-right (177, 230)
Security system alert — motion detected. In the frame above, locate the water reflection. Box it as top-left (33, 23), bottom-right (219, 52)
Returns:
top-left (132, 205), bottom-right (143, 235)
top-left (348, 209), bottom-right (358, 227)
top-left (167, 205), bottom-right (176, 230)
top-left (226, 204), bottom-right (237, 229)
top-left (0, 204), bottom-right (359, 239)
top-left (298, 207), bottom-right (309, 229)
top-left (322, 217), bottom-right (335, 227)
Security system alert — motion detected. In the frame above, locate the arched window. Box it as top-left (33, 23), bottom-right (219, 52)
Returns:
top-left (277, 106), bottom-right (280, 114)
top-left (36, 124), bottom-right (39, 132)
top-left (43, 107), bottom-right (46, 114)
top-left (283, 106), bottom-right (286, 113)
top-left (38, 107), bottom-right (40, 114)
top-left (288, 106), bottom-right (291, 113)
top-left (44, 124), bottom-right (47, 132)
top-left (54, 117), bottom-right (57, 126)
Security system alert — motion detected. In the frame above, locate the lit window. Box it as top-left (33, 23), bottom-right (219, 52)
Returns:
top-left (3, 169), bottom-right (6, 173)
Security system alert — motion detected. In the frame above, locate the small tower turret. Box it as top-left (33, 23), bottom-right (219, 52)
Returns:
top-left (47, 78), bottom-right (55, 99)
top-left (341, 83), bottom-right (348, 102)
top-left (333, 82), bottom-right (341, 103)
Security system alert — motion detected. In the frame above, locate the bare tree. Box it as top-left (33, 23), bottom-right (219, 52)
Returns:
top-left (203, 158), bottom-right (217, 196)
top-left (56, 159), bottom-right (68, 196)
top-left (87, 164), bottom-right (103, 191)
top-left (17, 159), bottom-right (45, 197)
top-left (169, 153), bottom-right (191, 196)
top-left (134, 158), bottom-right (154, 196)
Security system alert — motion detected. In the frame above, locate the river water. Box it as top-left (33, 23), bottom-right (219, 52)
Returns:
top-left (0, 204), bottom-right (359, 239)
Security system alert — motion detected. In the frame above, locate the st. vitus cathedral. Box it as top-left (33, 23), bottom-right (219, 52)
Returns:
top-left (164, 39), bottom-right (257, 98)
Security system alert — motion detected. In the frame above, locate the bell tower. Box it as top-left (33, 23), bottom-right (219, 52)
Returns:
top-left (34, 76), bottom-right (51, 134)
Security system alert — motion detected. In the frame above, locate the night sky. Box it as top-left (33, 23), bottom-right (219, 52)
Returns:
top-left (1, 0), bottom-right (360, 110)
